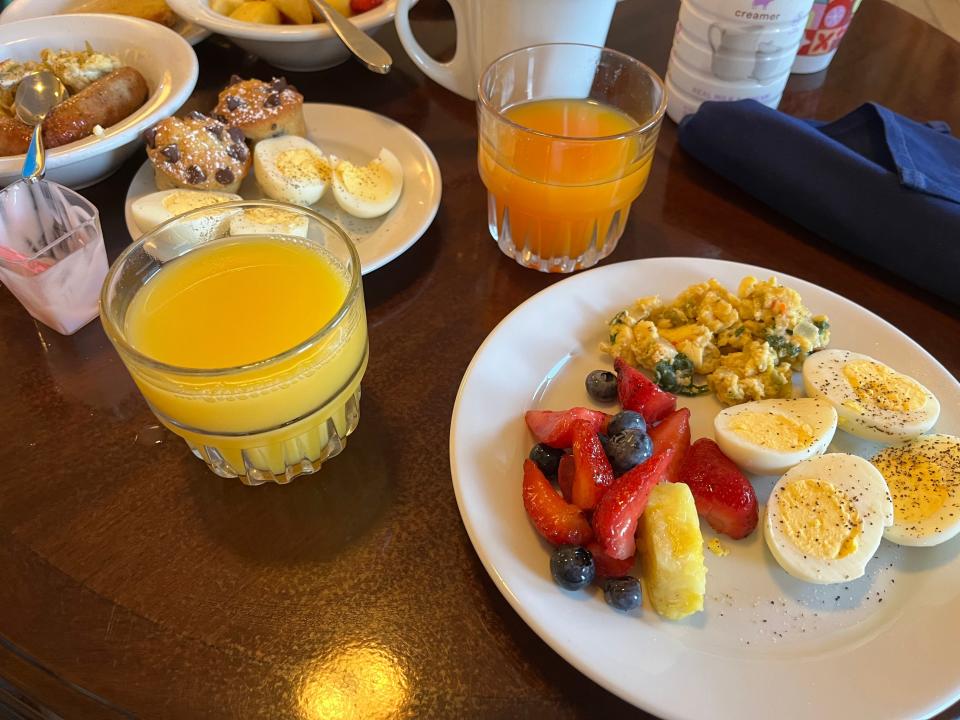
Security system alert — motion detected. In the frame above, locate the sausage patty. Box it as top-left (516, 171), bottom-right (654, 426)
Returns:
top-left (0, 66), bottom-right (149, 156)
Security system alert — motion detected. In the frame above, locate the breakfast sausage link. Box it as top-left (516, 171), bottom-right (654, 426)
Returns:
top-left (0, 66), bottom-right (149, 157)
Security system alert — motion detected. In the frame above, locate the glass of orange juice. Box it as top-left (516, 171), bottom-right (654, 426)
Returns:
top-left (100, 201), bottom-right (368, 486)
top-left (478, 44), bottom-right (667, 272)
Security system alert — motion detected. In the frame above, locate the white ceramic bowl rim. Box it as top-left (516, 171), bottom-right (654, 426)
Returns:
top-left (0, 14), bottom-right (198, 173)
top-left (166, 0), bottom-right (396, 41)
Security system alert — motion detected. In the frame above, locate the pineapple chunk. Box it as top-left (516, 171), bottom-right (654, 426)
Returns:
top-left (637, 483), bottom-right (706, 620)
top-left (229, 1), bottom-right (281, 23)
top-left (266, 0), bottom-right (312, 24)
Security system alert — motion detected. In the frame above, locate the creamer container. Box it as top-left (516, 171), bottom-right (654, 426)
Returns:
top-left (791, 0), bottom-right (862, 74)
top-left (666, 0), bottom-right (815, 122)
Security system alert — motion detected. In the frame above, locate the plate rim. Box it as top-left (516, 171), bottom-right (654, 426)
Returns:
top-left (123, 102), bottom-right (442, 275)
top-left (449, 256), bottom-right (960, 720)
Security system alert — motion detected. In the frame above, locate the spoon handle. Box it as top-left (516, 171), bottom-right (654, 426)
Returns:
top-left (22, 122), bottom-right (44, 181)
top-left (309, 0), bottom-right (392, 74)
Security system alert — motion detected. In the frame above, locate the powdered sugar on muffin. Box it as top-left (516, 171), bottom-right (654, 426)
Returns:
top-left (213, 76), bottom-right (305, 141)
top-left (145, 111), bottom-right (250, 193)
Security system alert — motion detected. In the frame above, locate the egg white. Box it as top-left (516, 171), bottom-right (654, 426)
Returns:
top-left (714, 398), bottom-right (837, 475)
top-left (803, 349), bottom-right (940, 443)
top-left (254, 135), bottom-right (331, 206)
top-left (872, 434), bottom-right (960, 547)
top-left (332, 147), bottom-right (403, 219)
top-left (132, 189), bottom-right (241, 262)
top-left (764, 453), bottom-right (894, 585)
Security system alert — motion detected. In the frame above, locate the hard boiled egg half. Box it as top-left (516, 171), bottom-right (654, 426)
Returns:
top-left (131, 189), bottom-right (241, 261)
top-left (254, 135), bottom-right (332, 206)
top-left (230, 206), bottom-right (308, 238)
top-left (714, 398), bottom-right (838, 475)
top-left (803, 349), bottom-right (940, 443)
top-left (332, 148), bottom-right (403, 219)
top-left (764, 453), bottom-right (893, 584)
top-left (872, 434), bottom-right (960, 546)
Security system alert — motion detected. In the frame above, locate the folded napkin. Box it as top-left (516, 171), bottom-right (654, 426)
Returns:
top-left (677, 99), bottom-right (960, 305)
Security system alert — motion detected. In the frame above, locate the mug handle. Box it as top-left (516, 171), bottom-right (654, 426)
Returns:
top-left (708, 24), bottom-right (724, 53)
top-left (394, 0), bottom-right (476, 99)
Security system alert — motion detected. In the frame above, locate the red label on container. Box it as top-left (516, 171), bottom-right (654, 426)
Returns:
top-left (797, 0), bottom-right (855, 56)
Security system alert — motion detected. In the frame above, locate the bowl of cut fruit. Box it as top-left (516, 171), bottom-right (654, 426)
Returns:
top-left (166, 0), bottom-right (396, 71)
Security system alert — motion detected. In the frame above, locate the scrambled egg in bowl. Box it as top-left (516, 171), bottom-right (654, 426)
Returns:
top-left (602, 276), bottom-right (830, 405)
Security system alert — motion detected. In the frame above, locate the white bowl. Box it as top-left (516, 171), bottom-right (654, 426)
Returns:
top-left (166, 0), bottom-right (398, 71)
top-left (0, 15), bottom-right (199, 189)
top-left (0, 0), bottom-right (211, 45)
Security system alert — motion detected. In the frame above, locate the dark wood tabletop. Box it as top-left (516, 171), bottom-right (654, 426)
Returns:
top-left (2, 0), bottom-right (959, 718)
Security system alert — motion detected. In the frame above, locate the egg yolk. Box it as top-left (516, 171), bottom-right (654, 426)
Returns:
top-left (776, 477), bottom-right (861, 560)
top-left (337, 159), bottom-right (394, 202)
top-left (162, 191), bottom-right (226, 215)
top-left (277, 149), bottom-right (331, 183)
top-left (873, 455), bottom-right (949, 525)
top-left (729, 411), bottom-right (814, 451)
top-left (239, 206), bottom-right (302, 229)
top-left (843, 360), bottom-right (927, 413)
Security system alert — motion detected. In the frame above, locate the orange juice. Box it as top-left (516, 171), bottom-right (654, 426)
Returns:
top-left (123, 235), bottom-right (367, 480)
top-left (478, 98), bottom-right (653, 269)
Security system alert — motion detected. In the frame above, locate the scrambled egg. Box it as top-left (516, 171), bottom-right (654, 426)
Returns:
top-left (603, 276), bottom-right (830, 405)
top-left (0, 44), bottom-right (122, 114)
top-left (40, 46), bottom-right (122, 93)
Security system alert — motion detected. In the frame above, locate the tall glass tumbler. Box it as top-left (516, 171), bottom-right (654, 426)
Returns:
top-left (478, 44), bottom-right (666, 273)
top-left (101, 201), bottom-right (368, 486)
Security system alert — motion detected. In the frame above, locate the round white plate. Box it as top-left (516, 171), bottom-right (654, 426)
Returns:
top-left (0, 0), bottom-right (210, 44)
top-left (450, 257), bottom-right (960, 720)
top-left (125, 103), bottom-right (441, 275)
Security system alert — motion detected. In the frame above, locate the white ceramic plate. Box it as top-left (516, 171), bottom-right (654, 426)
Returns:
top-left (0, 0), bottom-right (211, 45)
top-left (450, 257), bottom-right (960, 720)
top-left (124, 103), bottom-right (441, 275)
top-left (0, 15), bottom-right (198, 188)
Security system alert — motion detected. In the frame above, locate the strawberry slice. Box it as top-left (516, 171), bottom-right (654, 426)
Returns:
top-left (557, 454), bottom-right (575, 504)
top-left (648, 408), bottom-right (691, 483)
top-left (350, 0), bottom-right (383, 13)
top-left (614, 358), bottom-right (676, 424)
top-left (522, 459), bottom-right (593, 546)
top-left (524, 407), bottom-right (610, 449)
top-left (592, 450), bottom-right (674, 560)
top-left (586, 541), bottom-right (636, 580)
top-left (571, 420), bottom-right (615, 510)
top-left (677, 438), bottom-right (758, 539)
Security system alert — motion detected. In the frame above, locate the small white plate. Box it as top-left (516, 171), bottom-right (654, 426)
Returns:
top-left (124, 103), bottom-right (442, 275)
top-left (450, 257), bottom-right (960, 720)
top-left (0, 0), bottom-right (211, 45)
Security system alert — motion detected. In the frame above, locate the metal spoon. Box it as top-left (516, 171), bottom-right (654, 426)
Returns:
top-left (15, 71), bottom-right (68, 181)
top-left (308, 0), bottom-right (392, 74)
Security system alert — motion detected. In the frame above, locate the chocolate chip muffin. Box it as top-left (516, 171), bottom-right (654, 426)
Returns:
top-left (144, 111), bottom-right (250, 193)
top-left (212, 76), bottom-right (305, 142)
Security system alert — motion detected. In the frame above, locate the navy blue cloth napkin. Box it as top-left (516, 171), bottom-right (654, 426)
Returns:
top-left (677, 99), bottom-right (960, 305)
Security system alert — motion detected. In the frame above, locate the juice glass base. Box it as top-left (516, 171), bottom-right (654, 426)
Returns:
top-left (487, 193), bottom-right (629, 273)
top-left (157, 368), bottom-right (365, 486)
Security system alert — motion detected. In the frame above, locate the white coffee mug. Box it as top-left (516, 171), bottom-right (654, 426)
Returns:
top-left (394, 0), bottom-right (618, 100)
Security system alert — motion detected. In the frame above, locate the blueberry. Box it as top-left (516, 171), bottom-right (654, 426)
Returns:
top-left (529, 443), bottom-right (563, 480)
top-left (601, 430), bottom-right (653, 476)
top-left (604, 576), bottom-right (642, 611)
top-left (607, 410), bottom-right (646, 437)
top-left (585, 369), bottom-right (618, 403)
top-left (550, 546), bottom-right (595, 591)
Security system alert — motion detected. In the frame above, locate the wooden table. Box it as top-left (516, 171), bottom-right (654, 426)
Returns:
top-left (2, 1), bottom-right (959, 717)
